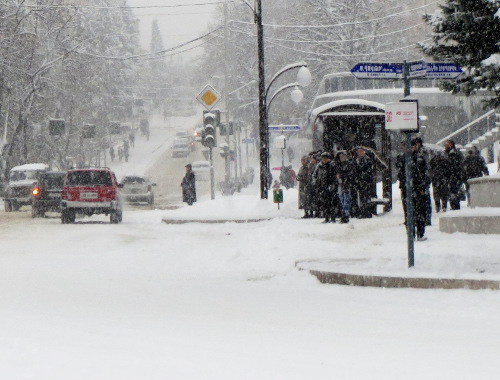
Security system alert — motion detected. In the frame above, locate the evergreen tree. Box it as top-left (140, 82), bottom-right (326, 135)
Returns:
top-left (421, 0), bottom-right (500, 108)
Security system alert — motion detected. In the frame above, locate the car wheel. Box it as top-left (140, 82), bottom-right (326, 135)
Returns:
top-left (110, 210), bottom-right (122, 224)
top-left (61, 210), bottom-right (69, 224)
top-left (11, 201), bottom-right (20, 211)
top-left (61, 209), bottom-right (75, 224)
top-left (4, 200), bottom-right (13, 212)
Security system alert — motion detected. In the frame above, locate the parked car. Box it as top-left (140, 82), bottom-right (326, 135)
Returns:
top-left (174, 136), bottom-right (195, 151)
top-left (31, 171), bottom-right (66, 217)
top-left (3, 163), bottom-right (49, 212)
top-left (193, 127), bottom-right (203, 142)
top-left (171, 142), bottom-right (190, 158)
top-left (191, 161), bottom-right (212, 181)
top-left (120, 175), bottom-right (155, 205)
top-left (60, 168), bottom-right (123, 224)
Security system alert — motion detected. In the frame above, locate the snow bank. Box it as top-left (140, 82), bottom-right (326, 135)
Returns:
top-left (163, 187), bottom-right (302, 221)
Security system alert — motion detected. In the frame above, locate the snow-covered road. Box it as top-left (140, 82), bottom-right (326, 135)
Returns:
top-left (1, 207), bottom-right (500, 379)
top-left (0, 115), bottom-right (499, 379)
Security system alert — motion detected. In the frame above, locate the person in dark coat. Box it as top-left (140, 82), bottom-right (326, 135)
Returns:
top-left (463, 147), bottom-right (489, 205)
top-left (444, 139), bottom-right (465, 210)
top-left (411, 139), bottom-right (429, 241)
top-left (314, 152), bottom-right (338, 223)
top-left (296, 156), bottom-right (311, 218)
top-left (429, 151), bottom-right (450, 212)
top-left (354, 148), bottom-right (374, 218)
top-left (308, 153), bottom-right (320, 218)
top-left (181, 163), bottom-right (197, 205)
top-left (336, 151), bottom-right (355, 223)
top-left (395, 141), bottom-right (407, 223)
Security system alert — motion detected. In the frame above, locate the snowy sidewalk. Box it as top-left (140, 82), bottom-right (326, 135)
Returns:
top-left (162, 184), bottom-right (500, 286)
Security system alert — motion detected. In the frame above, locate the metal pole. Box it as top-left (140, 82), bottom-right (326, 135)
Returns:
top-left (403, 60), bottom-right (415, 267)
top-left (256, 0), bottom-right (269, 199)
top-left (209, 147), bottom-right (215, 200)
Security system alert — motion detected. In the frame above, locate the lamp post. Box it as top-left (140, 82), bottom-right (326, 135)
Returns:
top-left (240, 0), bottom-right (311, 198)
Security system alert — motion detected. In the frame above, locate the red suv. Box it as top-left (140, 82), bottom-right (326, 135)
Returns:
top-left (60, 168), bottom-right (123, 224)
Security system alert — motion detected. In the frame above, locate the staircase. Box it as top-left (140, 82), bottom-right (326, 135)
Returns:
top-left (435, 110), bottom-right (499, 157)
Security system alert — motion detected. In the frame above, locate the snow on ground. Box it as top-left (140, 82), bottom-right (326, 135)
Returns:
top-left (1, 203), bottom-right (500, 379)
top-left (1, 124), bottom-right (500, 379)
top-left (164, 183), bottom-right (500, 281)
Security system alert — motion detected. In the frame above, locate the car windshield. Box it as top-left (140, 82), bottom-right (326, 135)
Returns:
top-left (174, 144), bottom-right (188, 149)
top-left (67, 171), bottom-right (113, 186)
top-left (40, 173), bottom-right (65, 189)
top-left (193, 163), bottom-right (209, 168)
top-left (122, 176), bottom-right (146, 184)
top-left (10, 170), bottom-right (39, 181)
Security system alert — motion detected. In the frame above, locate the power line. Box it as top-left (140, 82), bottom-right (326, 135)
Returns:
top-left (76, 26), bottom-right (223, 61)
top-left (0, 1), bottom-right (233, 10)
top-left (228, 22), bottom-right (427, 44)
top-left (230, 2), bottom-right (437, 29)
top-left (264, 38), bottom-right (432, 58)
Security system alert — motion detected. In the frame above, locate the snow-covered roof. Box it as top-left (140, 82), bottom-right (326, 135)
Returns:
top-left (311, 99), bottom-right (385, 118)
top-left (10, 163), bottom-right (49, 172)
top-left (315, 87), bottom-right (444, 100)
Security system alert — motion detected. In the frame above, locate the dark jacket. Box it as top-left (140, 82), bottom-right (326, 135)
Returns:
top-left (181, 171), bottom-right (197, 204)
top-left (314, 161), bottom-right (337, 195)
top-left (446, 147), bottom-right (465, 187)
top-left (429, 154), bottom-right (450, 193)
top-left (412, 150), bottom-right (429, 196)
top-left (463, 152), bottom-right (489, 180)
top-left (355, 154), bottom-right (374, 190)
top-left (336, 159), bottom-right (355, 191)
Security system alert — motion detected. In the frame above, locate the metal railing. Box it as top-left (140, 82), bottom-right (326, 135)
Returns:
top-left (435, 110), bottom-right (496, 147)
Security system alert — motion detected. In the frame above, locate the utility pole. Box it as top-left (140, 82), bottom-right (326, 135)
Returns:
top-left (403, 60), bottom-right (415, 268)
top-left (255, 0), bottom-right (268, 199)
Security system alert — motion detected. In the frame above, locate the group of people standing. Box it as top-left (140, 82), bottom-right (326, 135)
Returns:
top-left (396, 138), bottom-right (489, 241)
top-left (296, 148), bottom-right (375, 224)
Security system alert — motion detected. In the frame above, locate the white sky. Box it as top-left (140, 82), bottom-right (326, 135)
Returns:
top-left (127, 0), bottom-right (220, 53)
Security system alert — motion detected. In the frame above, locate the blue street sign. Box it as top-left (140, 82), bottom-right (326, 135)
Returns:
top-left (408, 60), bottom-right (426, 78)
top-left (351, 62), bottom-right (403, 79)
top-left (268, 125), bottom-right (301, 132)
top-left (425, 62), bottom-right (463, 79)
top-left (242, 138), bottom-right (255, 144)
top-left (351, 61), bottom-right (462, 80)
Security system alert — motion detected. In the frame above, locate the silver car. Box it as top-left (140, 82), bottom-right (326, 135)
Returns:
top-left (120, 175), bottom-right (155, 205)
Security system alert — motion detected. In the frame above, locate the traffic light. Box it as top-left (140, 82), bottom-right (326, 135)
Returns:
top-left (202, 111), bottom-right (217, 147)
top-left (49, 119), bottom-right (65, 136)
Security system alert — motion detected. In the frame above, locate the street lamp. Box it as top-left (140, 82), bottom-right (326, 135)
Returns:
top-left (240, 0), bottom-right (311, 199)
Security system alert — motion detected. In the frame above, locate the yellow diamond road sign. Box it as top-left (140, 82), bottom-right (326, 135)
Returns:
top-left (196, 84), bottom-right (221, 110)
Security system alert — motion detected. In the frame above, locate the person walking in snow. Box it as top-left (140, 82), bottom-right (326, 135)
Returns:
top-left (463, 146), bottom-right (489, 205)
top-left (444, 139), bottom-right (465, 210)
top-left (181, 163), bottom-right (197, 206)
top-left (118, 147), bottom-right (123, 162)
top-left (109, 146), bottom-right (115, 162)
top-left (429, 151), bottom-right (450, 212)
